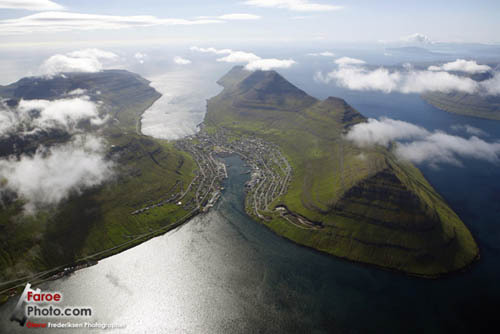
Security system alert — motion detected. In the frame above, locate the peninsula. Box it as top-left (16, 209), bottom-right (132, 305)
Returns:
top-left (201, 66), bottom-right (479, 277)
top-left (422, 91), bottom-right (500, 120)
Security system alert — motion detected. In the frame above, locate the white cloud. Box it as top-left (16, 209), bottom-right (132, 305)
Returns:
top-left (217, 51), bottom-right (260, 63)
top-left (401, 70), bottom-right (479, 93)
top-left (345, 118), bottom-right (429, 147)
top-left (190, 46), bottom-right (296, 71)
top-left (315, 66), bottom-right (401, 93)
top-left (0, 11), bottom-right (223, 35)
top-left (18, 97), bottom-right (106, 130)
top-left (0, 100), bottom-right (18, 136)
top-left (334, 57), bottom-right (366, 66)
top-left (0, 96), bottom-right (112, 212)
top-left (316, 59), bottom-right (481, 94)
top-left (67, 88), bottom-right (87, 96)
top-left (307, 51), bottom-right (335, 57)
top-left (451, 124), bottom-right (488, 137)
top-left (0, 0), bottom-right (63, 11)
top-left (0, 134), bottom-right (113, 213)
top-left (428, 59), bottom-right (491, 74)
top-left (0, 97), bottom-right (106, 138)
top-left (39, 48), bottom-right (118, 75)
top-left (401, 33), bottom-right (433, 44)
top-left (173, 56), bottom-right (192, 65)
top-left (395, 133), bottom-right (500, 166)
top-left (40, 55), bottom-right (102, 74)
top-left (244, 0), bottom-right (343, 12)
top-left (482, 72), bottom-right (500, 95)
top-left (245, 58), bottom-right (296, 71)
top-left (345, 117), bottom-right (500, 167)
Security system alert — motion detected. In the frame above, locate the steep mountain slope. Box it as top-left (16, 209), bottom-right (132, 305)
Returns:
top-left (422, 91), bottom-right (500, 120)
top-left (0, 71), bottom-right (197, 286)
top-left (205, 66), bottom-right (479, 277)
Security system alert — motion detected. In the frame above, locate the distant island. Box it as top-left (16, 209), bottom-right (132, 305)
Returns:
top-left (385, 46), bottom-right (443, 56)
top-left (422, 91), bottom-right (500, 120)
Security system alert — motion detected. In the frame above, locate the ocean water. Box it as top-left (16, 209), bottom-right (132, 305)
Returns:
top-left (140, 68), bottom-right (222, 140)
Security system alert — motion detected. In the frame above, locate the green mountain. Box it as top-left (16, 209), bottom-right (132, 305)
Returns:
top-left (0, 70), bottom-right (197, 289)
top-left (0, 70), bottom-right (160, 132)
top-left (205, 66), bottom-right (479, 277)
top-left (422, 91), bottom-right (500, 120)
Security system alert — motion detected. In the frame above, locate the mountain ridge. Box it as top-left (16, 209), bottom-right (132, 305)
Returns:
top-left (0, 70), bottom-right (198, 288)
top-left (203, 65), bottom-right (479, 277)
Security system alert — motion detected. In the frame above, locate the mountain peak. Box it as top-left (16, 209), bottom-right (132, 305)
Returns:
top-left (238, 70), bottom-right (296, 93)
top-left (216, 66), bottom-right (250, 89)
top-left (222, 68), bottom-right (316, 111)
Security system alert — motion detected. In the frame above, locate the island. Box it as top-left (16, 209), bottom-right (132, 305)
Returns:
top-left (422, 91), bottom-right (500, 120)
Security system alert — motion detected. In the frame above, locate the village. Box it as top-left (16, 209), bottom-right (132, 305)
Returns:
top-left (128, 126), bottom-right (324, 230)
top-left (193, 127), bottom-right (292, 220)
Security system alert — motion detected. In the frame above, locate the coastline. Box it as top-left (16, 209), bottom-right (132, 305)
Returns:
top-left (251, 210), bottom-right (480, 280)
top-left (0, 207), bottom-right (202, 306)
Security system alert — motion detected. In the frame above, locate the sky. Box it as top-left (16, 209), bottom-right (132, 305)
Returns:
top-left (1, 0), bottom-right (500, 47)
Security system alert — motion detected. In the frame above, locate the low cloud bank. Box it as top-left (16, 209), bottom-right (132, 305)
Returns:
top-left (428, 59), bottom-right (491, 74)
top-left (39, 48), bottom-right (118, 75)
top-left (190, 46), bottom-right (296, 71)
top-left (395, 132), bottom-right (500, 166)
top-left (0, 97), bottom-right (106, 138)
top-left (346, 118), bottom-right (500, 167)
top-left (316, 58), bottom-right (500, 95)
top-left (0, 95), bottom-right (113, 212)
top-left (450, 124), bottom-right (488, 137)
top-left (345, 118), bottom-right (429, 147)
top-left (0, 135), bottom-right (113, 213)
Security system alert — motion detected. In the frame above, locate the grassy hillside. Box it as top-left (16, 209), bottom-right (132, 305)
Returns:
top-left (205, 66), bottom-right (479, 277)
top-left (422, 91), bottom-right (500, 120)
top-left (0, 71), bottom-right (197, 284)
